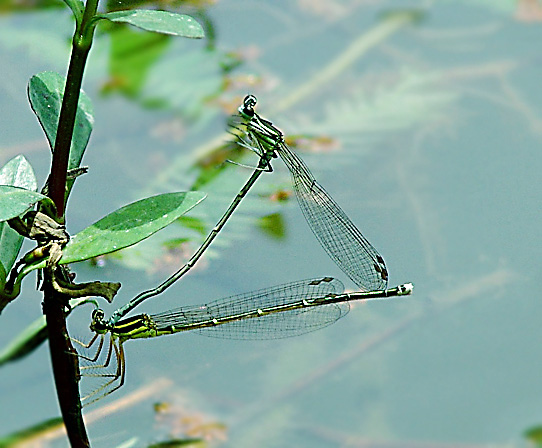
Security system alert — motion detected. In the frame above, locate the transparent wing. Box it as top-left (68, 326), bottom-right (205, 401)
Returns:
top-left (277, 143), bottom-right (389, 292)
top-left (151, 277), bottom-right (349, 340)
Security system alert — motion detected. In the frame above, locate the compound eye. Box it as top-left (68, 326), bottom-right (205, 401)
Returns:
top-left (244, 94), bottom-right (257, 107)
top-left (92, 309), bottom-right (104, 321)
top-left (241, 95), bottom-right (257, 116)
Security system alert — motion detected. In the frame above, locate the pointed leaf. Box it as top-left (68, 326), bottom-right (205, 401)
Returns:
top-left (62, 191), bottom-right (206, 263)
top-left (26, 192), bottom-right (205, 272)
top-left (0, 156), bottom-right (39, 284)
top-left (0, 316), bottom-right (47, 366)
top-left (97, 10), bottom-right (204, 38)
top-left (0, 155), bottom-right (38, 192)
top-left (0, 186), bottom-right (46, 223)
top-left (27, 71), bottom-right (93, 193)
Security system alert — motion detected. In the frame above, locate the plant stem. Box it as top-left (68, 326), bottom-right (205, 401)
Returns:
top-left (45, 1), bottom-right (99, 446)
top-left (44, 277), bottom-right (90, 447)
top-left (48, 49), bottom-right (88, 218)
top-left (48, 0), bottom-right (98, 218)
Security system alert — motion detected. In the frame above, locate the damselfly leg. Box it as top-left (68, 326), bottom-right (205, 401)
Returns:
top-left (73, 331), bottom-right (126, 405)
top-left (80, 338), bottom-right (126, 405)
top-left (71, 332), bottom-right (105, 363)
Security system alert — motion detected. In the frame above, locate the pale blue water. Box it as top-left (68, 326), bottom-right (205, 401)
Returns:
top-left (1, 1), bottom-right (541, 447)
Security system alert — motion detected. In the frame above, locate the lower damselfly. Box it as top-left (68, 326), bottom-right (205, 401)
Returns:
top-left (77, 278), bottom-right (413, 404)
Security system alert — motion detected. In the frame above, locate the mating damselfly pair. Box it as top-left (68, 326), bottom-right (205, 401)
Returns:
top-left (77, 95), bottom-right (413, 404)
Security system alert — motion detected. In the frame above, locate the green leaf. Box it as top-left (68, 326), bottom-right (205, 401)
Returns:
top-left (0, 316), bottom-right (47, 366)
top-left (0, 156), bottom-right (38, 285)
top-left (0, 186), bottom-right (46, 223)
top-left (29, 192), bottom-right (205, 270)
top-left (0, 155), bottom-right (38, 192)
top-left (104, 25), bottom-right (170, 97)
top-left (525, 425), bottom-right (542, 446)
top-left (97, 10), bottom-right (204, 38)
top-left (0, 416), bottom-right (64, 447)
top-left (27, 71), bottom-right (93, 193)
top-left (61, 0), bottom-right (84, 23)
top-left (258, 212), bottom-right (286, 240)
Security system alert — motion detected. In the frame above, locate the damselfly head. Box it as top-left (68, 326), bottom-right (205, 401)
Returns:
top-left (90, 309), bottom-right (109, 334)
top-left (238, 95), bottom-right (257, 118)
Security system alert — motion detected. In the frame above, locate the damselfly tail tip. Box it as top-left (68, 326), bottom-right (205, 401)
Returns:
top-left (398, 283), bottom-right (414, 295)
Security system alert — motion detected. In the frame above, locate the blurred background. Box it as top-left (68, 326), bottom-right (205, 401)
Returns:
top-left (1, 0), bottom-right (541, 446)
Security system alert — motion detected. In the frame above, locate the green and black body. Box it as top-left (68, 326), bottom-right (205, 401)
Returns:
top-left (93, 280), bottom-right (413, 342)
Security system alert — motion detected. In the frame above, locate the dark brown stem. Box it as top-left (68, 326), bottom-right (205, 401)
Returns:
top-left (44, 1), bottom-right (99, 445)
top-left (44, 273), bottom-right (89, 447)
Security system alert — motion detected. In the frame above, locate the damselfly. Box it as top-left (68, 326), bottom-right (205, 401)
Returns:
top-left (78, 278), bottom-right (413, 403)
top-left (109, 95), bottom-right (391, 325)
